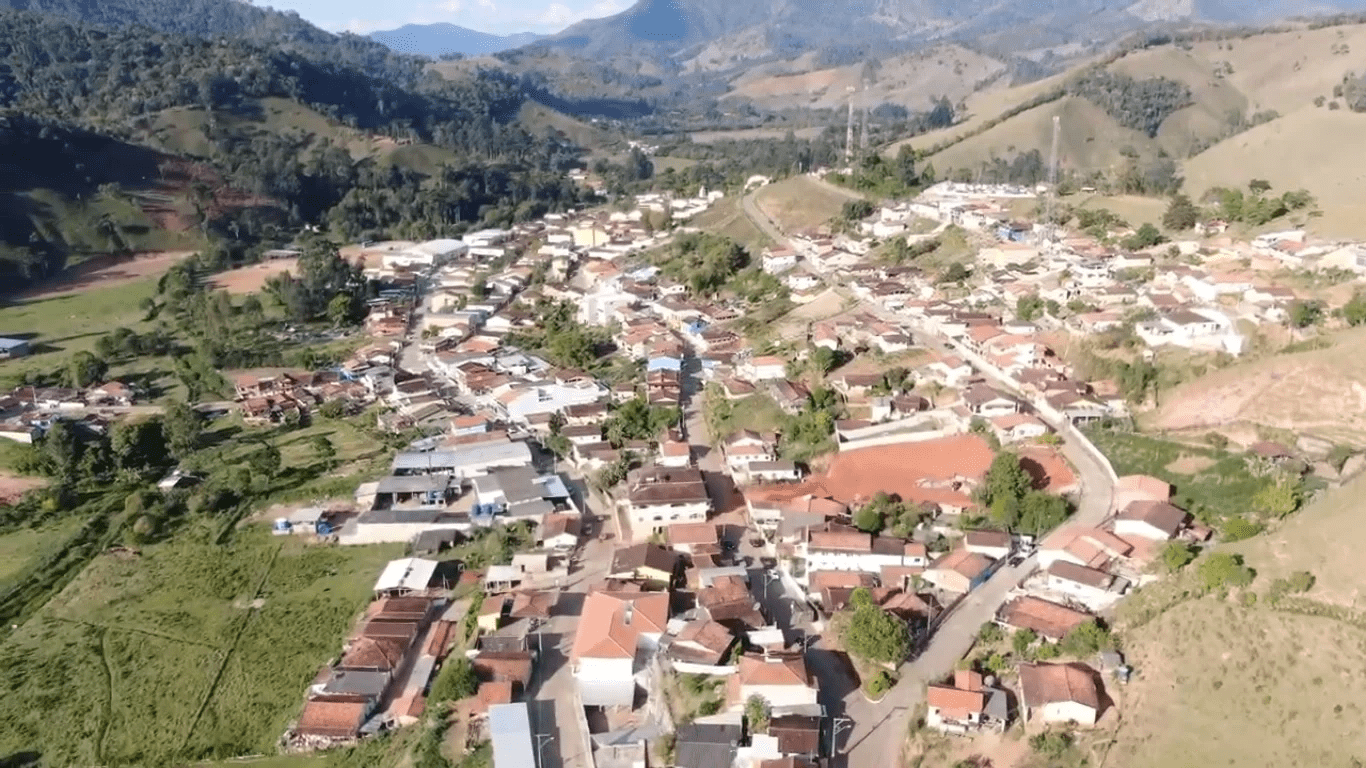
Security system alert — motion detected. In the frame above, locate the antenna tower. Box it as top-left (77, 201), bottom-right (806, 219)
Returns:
top-left (844, 86), bottom-right (856, 161)
top-left (1045, 114), bottom-right (1061, 242)
top-left (859, 79), bottom-right (870, 152)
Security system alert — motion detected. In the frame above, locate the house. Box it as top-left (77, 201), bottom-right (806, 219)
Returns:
top-left (922, 548), bottom-right (993, 594)
top-left (658, 440), bottom-right (693, 467)
top-left (729, 653), bottom-right (820, 715)
top-left (625, 467), bottom-right (712, 533)
top-left (997, 595), bottom-right (1091, 641)
top-left (608, 543), bottom-right (680, 586)
top-left (1112, 500), bottom-right (1187, 541)
top-left (963, 530), bottom-right (1013, 560)
top-left (797, 526), bottom-right (928, 586)
top-left (1017, 662), bottom-right (1103, 725)
top-left (675, 723), bottom-right (742, 768)
top-left (991, 413), bottom-right (1049, 443)
top-left (571, 590), bottom-right (670, 706)
top-left (1038, 525), bottom-right (1133, 570)
top-left (1045, 561), bottom-right (1128, 608)
top-left (744, 356), bottom-right (789, 381)
top-left (537, 514), bottom-right (580, 551)
top-left (962, 385), bottom-right (1020, 418)
top-left (668, 618), bottom-right (738, 668)
top-left (768, 715), bottom-right (823, 758)
top-left (1111, 475), bottom-right (1171, 511)
top-left (294, 699), bottom-right (369, 743)
top-left (667, 522), bottom-right (720, 555)
top-left (697, 574), bottom-right (765, 628)
top-left (762, 248), bottom-right (800, 274)
top-left (926, 669), bottom-right (1009, 733)
top-left (724, 430), bottom-right (776, 473)
top-left (747, 460), bottom-right (802, 483)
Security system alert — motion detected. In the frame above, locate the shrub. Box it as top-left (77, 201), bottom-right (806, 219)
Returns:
top-left (1198, 552), bottom-right (1255, 591)
top-left (1029, 730), bottom-right (1074, 758)
top-left (1160, 540), bottom-right (1198, 572)
top-left (864, 670), bottom-right (894, 698)
top-left (1220, 515), bottom-right (1264, 542)
top-left (429, 656), bottom-right (478, 704)
top-left (978, 621), bottom-right (1005, 645)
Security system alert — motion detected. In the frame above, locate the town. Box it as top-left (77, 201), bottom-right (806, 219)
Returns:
top-left (9, 167), bottom-right (1317, 768)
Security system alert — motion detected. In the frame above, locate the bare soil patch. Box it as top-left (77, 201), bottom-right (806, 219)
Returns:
top-left (209, 258), bottom-right (299, 295)
top-left (0, 473), bottom-right (46, 505)
top-left (18, 251), bottom-right (193, 301)
top-left (1164, 454), bottom-right (1216, 475)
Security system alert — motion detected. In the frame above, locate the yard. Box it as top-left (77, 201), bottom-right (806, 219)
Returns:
top-left (0, 516), bottom-right (81, 588)
top-left (705, 391), bottom-right (789, 444)
top-left (1083, 428), bottom-right (1270, 524)
top-left (0, 528), bottom-right (403, 765)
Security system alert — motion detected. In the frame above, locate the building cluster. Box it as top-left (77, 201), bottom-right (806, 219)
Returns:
top-left (0, 380), bottom-right (143, 443)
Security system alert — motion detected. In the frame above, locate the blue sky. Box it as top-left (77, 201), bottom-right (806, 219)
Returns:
top-left (262, 0), bottom-right (630, 35)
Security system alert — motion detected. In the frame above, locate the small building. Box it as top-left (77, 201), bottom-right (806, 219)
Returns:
top-left (488, 703), bottom-right (536, 768)
top-left (1044, 561), bottom-right (1128, 608)
top-left (294, 699), bottom-right (368, 743)
top-left (922, 548), bottom-right (993, 594)
top-left (374, 558), bottom-right (439, 596)
top-left (0, 338), bottom-right (29, 360)
top-left (998, 596), bottom-right (1091, 641)
top-left (1017, 662), bottom-right (1103, 726)
top-left (675, 723), bottom-right (742, 768)
top-left (608, 543), bottom-right (680, 586)
top-left (963, 530), bottom-right (1013, 560)
top-left (1112, 500), bottom-right (1187, 541)
top-left (926, 668), bottom-right (1008, 733)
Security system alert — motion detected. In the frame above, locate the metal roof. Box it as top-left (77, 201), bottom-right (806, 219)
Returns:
top-left (376, 474), bottom-right (452, 494)
top-left (392, 441), bottom-right (533, 474)
top-left (577, 677), bottom-right (636, 708)
top-left (488, 703), bottom-right (537, 768)
top-left (374, 558), bottom-right (439, 593)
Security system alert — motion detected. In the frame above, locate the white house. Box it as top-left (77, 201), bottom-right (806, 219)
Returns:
top-left (572, 591), bottom-right (670, 707)
top-left (796, 527), bottom-right (928, 587)
top-left (743, 356), bottom-right (789, 381)
top-left (963, 530), bottom-right (1013, 560)
top-left (1112, 500), bottom-right (1186, 541)
top-left (991, 413), bottom-right (1049, 443)
top-left (1135, 308), bottom-right (1243, 356)
top-left (762, 248), bottom-right (800, 274)
top-left (732, 653), bottom-right (820, 716)
top-left (1018, 663), bottom-right (1102, 726)
top-left (962, 385), bottom-right (1020, 418)
top-left (723, 431), bottom-right (775, 474)
top-left (625, 467), bottom-right (712, 534)
top-left (1044, 561), bottom-right (1126, 610)
top-left (496, 381), bottom-right (608, 423)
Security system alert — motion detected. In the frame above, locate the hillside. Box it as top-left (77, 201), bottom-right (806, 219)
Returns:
top-left (1150, 326), bottom-right (1366, 447)
top-left (1108, 473), bottom-right (1366, 768)
top-left (885, 22), bottom-right (1366, 232)
top-left (371, 23), bottom-right (543, 57)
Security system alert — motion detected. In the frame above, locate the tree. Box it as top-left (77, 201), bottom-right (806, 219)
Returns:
top-left (978, 622), bottom-right (1004, 645)
top-left (1248, 178), bottom-right (1273, 194)
top-left (1121, 222), bottom-right (1165, 250)
top-left (864, 670), bottom-right (894, 698)
top-left (1012, 628), bottom-right (1038, 655)
top-left (1342, 291), bottom-right (1366, 327)
top-left (853, 503), bottom-right (885, 534)
top-left (938, 262), bottom-right (971, 284)
top-left (162, 400), bottom-right (202, 460)
top-left (745, 695), bottom-right (771, 734)
top-left (1289, 300), bottom-right (1324, 329)
top-left (1162, 193), bottom-right (1199, 231)
top-left (247, 442), bottom-right (282, 479)
top-left (318, 399), bottom-right (346, 419)
top-left (67, 351), bottom-right (109, 389)
top-left (1059, 620), bottom-right (1113, 656)
top-left (1198, 552), bottom-right (1254, 590)
top-left (1017, 491), bottom-right (1071, 536)
top-left (982, 452), bottom-right (1032, 507)
top-left (1016, 293), bottom-right (1046, 322)
top-left (1253, 477), bottom-right (1303, 518)
top-left (310, 434), bottom-right (336, 464)
top-left (810, 346), bottom-right (839, 375)
top-left (843, 587), bottom-right (910, 664)
top-left (429, 656), bottom-right (478, 704)
top-left (1159, 540), bottom-right (1197, 572)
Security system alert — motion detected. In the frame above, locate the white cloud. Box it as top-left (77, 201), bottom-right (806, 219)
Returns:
top-left (477, 0), bottom-right (497, 10)
top-left (437, 0), bottom-right (464, 11)
top-left (535, 0), bottom-right (624, 28)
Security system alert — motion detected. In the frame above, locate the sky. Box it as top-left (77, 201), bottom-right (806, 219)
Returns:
top-left (259, 0), bottom-right (630, 36)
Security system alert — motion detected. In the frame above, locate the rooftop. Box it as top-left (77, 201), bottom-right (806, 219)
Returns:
top-left (1018, 662), bottom-right (1102, 710)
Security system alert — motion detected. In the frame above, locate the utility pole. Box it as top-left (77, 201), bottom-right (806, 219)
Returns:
top-left (1045, 114), bottom-right (1062, 243)
top-left (844, 86), bottom-right (856, 162)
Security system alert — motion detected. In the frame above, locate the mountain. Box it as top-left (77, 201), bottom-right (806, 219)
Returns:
top-left (371, 23), bottom-right (543, 57)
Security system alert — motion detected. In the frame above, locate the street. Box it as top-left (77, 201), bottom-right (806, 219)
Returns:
top-left (737, 187), bottom-right (1119, 766)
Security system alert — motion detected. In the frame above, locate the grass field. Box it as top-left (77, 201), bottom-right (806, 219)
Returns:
top-left (753, 176), bottom-right (850, 233)
top-left (1064, 193), bottom-right (1167, 229)
top-left (1083, 429), bottom-right (1267, 524)
top-left (1110, 471), bottom-right (1366, 768)
top-left (0, 529), bottom-right (403, 765)
top-left (706, 392), bottom-right (788, 444)
top-left (0, 274), bottom-right (159, 380)
top-left (0, 517), bottom-right (82, 587)
top-left (689, 195), bottom-right (771, 253)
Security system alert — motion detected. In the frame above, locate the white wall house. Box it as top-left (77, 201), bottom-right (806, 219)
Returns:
top-left (796, 529), bottom-right (928, 587)
top-left (497, 381), bottom-right (608, 423)
top-left (1135, 308), bottom-right (1244, 356)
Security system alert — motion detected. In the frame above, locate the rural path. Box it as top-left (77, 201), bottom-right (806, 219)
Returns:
top-left (741, 190), bottom-right (791, 250)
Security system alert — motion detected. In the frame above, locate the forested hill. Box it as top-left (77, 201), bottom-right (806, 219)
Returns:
top-left (0, 9), bottom-right (593, 294)
top-left (0, 0), bottom-right (421, 83)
